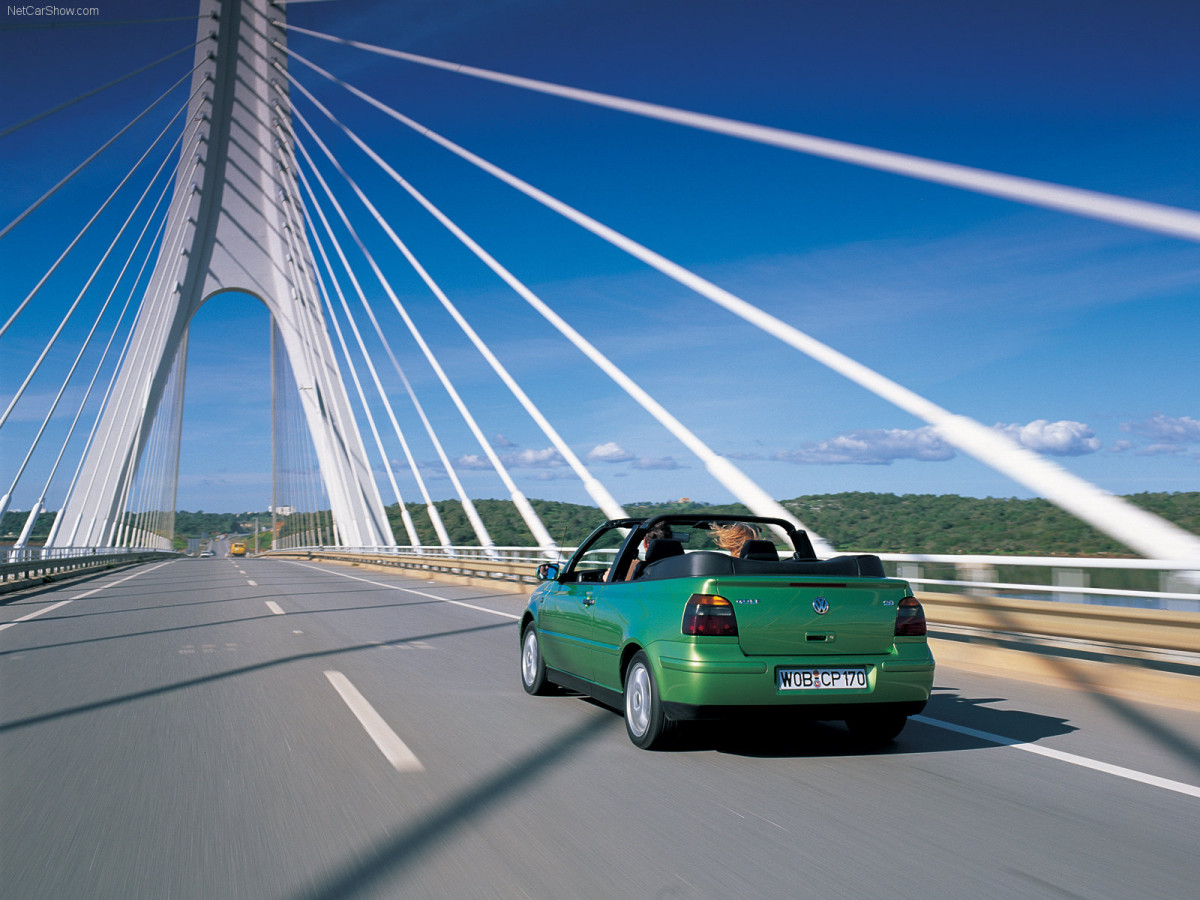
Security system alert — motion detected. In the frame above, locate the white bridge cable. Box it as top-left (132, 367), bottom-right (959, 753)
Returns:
top-left (54, 123), bottom-right (209, 547)
top-left (289, 50), bottom-right (1200, 564)
top-left (281, 90), bottom-right (559, 554)
top-left (280, 24), bottom-right (1200, 245)
top-left (290, 130), bottom-right (488, 554)
top-left (280, 66), bottom-right (626, 526)
top-left (3, 130), bottom-right (185, 533)
top-left (265, 143), bottom-right (344, 548)
top-left (291, 151), bottom-right (449, 549)
top-left (0, 72), bottom-right (211, 342)
top-left (271, 132), bottom-right (374, 549)
top-left (300, 194), bottom-right (424, 548)
top-left (0, 91), bottom-right (206, 435)
top-left (0, 39), bottom-right (206, 140)
top-left (282, 59), bottom-right (826, 551)
top-left (290, 150), bottom-right (454, 551)
top-left (0, 55), bottom-right (211, 243)
top-left (42, 205), bottom-right (174, 548)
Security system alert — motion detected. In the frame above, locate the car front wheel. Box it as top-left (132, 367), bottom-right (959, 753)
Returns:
top-left (521, 624), bottom-right (554, 695)
top-left (624, 652), bottom-right (674, 750)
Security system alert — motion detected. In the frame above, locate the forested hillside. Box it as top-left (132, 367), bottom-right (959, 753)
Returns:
top-left (386, 491), bottom-right (1200, 557)
top-left (5, 493), bottom-right (1197, 556)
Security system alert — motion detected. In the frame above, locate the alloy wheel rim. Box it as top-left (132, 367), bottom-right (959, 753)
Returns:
top-left (626, 664), bottom-right (650, 736)
top-left (522, 631), bottom-right (537, 685)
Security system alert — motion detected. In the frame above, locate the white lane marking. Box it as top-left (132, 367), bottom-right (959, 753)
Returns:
top-left (265, 601), bottom-right (284, 615)
top-left (0, 600), bottom-right (72, 633)
top-left (247, 580), bottom-right (258, 586)
top-left (324, 670), bottom-right (424, 772)
top-left (289, 562), bottom-right (519, 620)
top-left (0, 560), bottom-right (176, 634)
top-left (913, 715), bottom-right (1200, 799)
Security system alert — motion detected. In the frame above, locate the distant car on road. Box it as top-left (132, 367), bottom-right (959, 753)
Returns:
top-left (230, 541), bottom-right (246, 557)
top-left (199, 550), bottom-right (215, 558)
top-left (520, 514), bottom-right (934, 749)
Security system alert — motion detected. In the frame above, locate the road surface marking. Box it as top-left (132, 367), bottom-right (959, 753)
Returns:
top-left (0, 561), bottom-right (174, 634)
top-left (914, 715), bottom-right (1200, 799)
top-left (291, 563), bottom-right (519, 620)
top-left (324, 670), bottom-right (424, 772)
top-left (0, 600), bottom-right (72, 633)
top-left (265, 601), bottom-right (285, 615)
top-left (247, 580), bottom-right (258, 586)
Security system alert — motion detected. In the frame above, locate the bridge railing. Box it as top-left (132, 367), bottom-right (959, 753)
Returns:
top-left (266, 545), bottom-right (1200, 613)
top-left (1, 547), bottom-right (179, 593)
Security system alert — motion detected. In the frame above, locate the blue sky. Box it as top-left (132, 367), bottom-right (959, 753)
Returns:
top-left (1, 0), bottom-right (1198, 516)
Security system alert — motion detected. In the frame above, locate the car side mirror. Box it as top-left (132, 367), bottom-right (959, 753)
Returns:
top-left (536, 563), bottom-right (560, 581)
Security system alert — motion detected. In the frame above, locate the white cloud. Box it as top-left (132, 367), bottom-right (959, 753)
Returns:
top-left (776, 426), bottom-right (954, 465)
top-left (510, 447), bottom-right (567, 469)
top-left (631, 456), bottom-right (684, 470)
top-left (1120, 414), bottom-right (1200, 445)
top-left (456, 454), bottom-right (491, 470)
top-left (457, 447), bottom-right (567, 471)
top-left (993, 419), bottom-right (1101, 456)
top-left (587, 441), bottom-right (636, 463)
top-left (1134, 444), bottom-right (1188, 457)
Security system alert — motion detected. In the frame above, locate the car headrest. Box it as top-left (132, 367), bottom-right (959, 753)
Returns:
top-left (738, 539), bottom-right (779, 561)
top-left (643, 538), bottom-right (684, 565)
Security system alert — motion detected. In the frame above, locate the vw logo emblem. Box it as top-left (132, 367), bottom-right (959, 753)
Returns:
top-left (813, 596), bottom-right (829, 615)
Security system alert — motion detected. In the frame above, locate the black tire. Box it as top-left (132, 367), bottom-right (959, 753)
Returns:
top-left (845, 710), bottom-right (908, 744)
top-left (623, 651), bottom-right (674, 750)
top-left (520, 624), bottom-right (554, 695)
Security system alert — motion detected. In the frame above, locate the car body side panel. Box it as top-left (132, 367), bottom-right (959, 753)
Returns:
top-left (532, 583), bottom-right (595, 681)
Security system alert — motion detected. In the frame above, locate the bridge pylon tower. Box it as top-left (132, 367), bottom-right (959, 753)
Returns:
top-left (51, 0), bottom-right (395, 548)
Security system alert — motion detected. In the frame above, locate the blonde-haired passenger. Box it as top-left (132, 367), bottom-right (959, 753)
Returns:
top-left (709, 522), bottom-right (759, 557)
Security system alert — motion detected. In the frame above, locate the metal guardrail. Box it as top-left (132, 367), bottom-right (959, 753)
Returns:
top-left (270, 545), bottom-right (1200, 610)
top-left (0, 548), bottom-right (179, 593)
top-left (267, 546), bottom-right (1200, 654)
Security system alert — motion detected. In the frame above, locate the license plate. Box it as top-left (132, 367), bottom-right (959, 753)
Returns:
top-left (777, 667), bottom-right (868, 691)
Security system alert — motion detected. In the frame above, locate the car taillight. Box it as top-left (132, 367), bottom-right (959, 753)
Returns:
top-left (682, 594), bottom-right (738, 637)
top-left (894, 595), bottom-right (927, 636)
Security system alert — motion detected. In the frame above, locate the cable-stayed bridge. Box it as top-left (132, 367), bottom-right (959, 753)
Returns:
top-left (2, 0), bottom-right (1198, 571)
top-left (2, 5), bottom-right (1199, 898)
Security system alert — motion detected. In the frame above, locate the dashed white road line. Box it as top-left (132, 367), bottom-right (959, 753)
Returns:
top-left (914, 715), bottom-right (1200, 799)
top-left (247, 580), bottom-right (258, 586)
top-left (265, 601), bottom-right (285, 615)
top-left (324, 670), bottom-right (423, 772)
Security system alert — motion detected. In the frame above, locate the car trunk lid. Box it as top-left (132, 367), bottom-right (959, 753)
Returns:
top-left (716, 578), bottom-right (905, 656)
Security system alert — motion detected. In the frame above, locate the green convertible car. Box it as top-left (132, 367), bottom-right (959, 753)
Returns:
top-left (520, 514), bottom-right (934, 749)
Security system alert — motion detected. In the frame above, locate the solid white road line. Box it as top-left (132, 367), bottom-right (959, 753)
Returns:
top-left (290, 562), bottom-right (520, 620)
top-left (324, 670), bottom-right (424, 772)
top-left (265, 601), bottom-right (284, 615)
top-left (0, 600), bottom-right (72, 633)
top-left (0, 560), bottom-right (176, 634)
top-left (913, 715), bottom-right (1200, 799)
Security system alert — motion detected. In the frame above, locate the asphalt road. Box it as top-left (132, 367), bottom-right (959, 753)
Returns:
top-left (2, 558), bottom-right (1197, 899)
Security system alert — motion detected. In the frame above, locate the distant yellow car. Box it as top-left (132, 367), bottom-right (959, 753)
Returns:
top-left (230, 541), bottom-right (247, 557)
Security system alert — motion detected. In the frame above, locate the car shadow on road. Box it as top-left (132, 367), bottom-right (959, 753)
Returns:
top-left (667, 684), bottom-right (1076, 758)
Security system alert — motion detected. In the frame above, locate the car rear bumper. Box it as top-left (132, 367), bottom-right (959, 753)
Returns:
top-left (649, 639), bottom-right (934, 711)
top-left (662, 698), bottom-right (928, 721)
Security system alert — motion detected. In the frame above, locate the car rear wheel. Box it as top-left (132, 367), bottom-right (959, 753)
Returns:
top-left (624, 652), bottom-right (674, 750)
top-left (521, 624), bottom-right (554, 695)
top-left (845, 710), bottom-right (909, 744)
